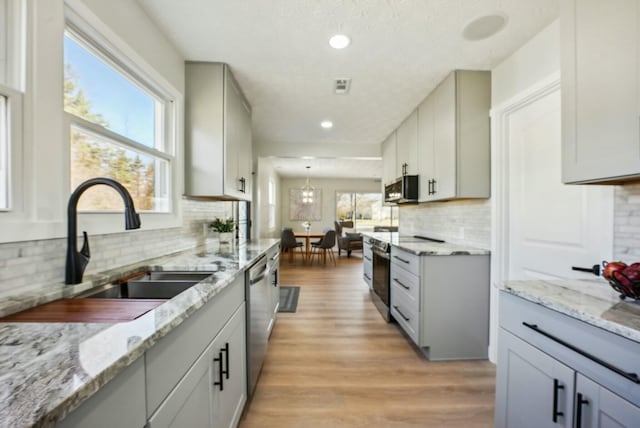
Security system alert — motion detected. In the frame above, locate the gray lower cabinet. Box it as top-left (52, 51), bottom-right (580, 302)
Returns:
top-left (148, 303), bottom-right (246, 428)
top-left (56, 357), bottom-right (146, 428)
top-left (389, 246), bottom-right (490, 360)
top-left (496, 291), bottom-right (640, 428)
top-left (211, 304), bottom-right (247, 428)
top-left (362, 240), bottom-right (372, 289)
top-left (495, 329), bottom-right (575, 428)
top-left (576, 373), bottom-right (640, 428)
top-left (266, 244), bottom-right (280, 336)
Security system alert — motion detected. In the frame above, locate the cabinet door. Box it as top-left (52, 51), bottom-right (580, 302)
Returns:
top-left (148, 345), bottom-right (213, 428)
top-left (237, 94), bottom-right (252, 200)
top-left (224, 72), bottom-right (246, 199)
top-left (561, 0), bottom-right (640, 183)
top-left (57, 358), bottom-right (146, 428)
top-left (396, 109), bottom-right (419, 175)
top-left (381, 131), bottom-right (397, 190)
top-left (495, 329), bottom-right (574, 428)
top-left (211, 303), bottom-right (247, 428)
top-left (432, 72), bottom-right (457, 200)
top-left (417, 93), bottom-right (435, 201)
top-left (575, 374), bottom-right (640, 428)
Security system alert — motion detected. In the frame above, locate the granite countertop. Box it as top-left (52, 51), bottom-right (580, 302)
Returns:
top-left (361, 232), bottom-right (490, 256)
top-left (500, 278), bottom-right (640, 344)
top-left (0, 239), bottom-right (279, 428)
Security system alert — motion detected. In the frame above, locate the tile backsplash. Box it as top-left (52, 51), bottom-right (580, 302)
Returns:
top-left (614, 182), bottom-right (640, 261)
top-left (398, 199), bottom-right (491, 249)
top-left (0, 199), bottom-right (232, 296)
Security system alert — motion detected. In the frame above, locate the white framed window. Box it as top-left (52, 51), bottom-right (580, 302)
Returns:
top-left (0, 0), bottom-right (24, 212)
top-left (63, 26), bottom-right (175, 213)
top-left (268, 177), bottom-right (276, 229)
top-left (335, 191), bottom-right (397, 232)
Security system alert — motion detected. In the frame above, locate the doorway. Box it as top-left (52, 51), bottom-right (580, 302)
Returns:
top-left (489, 73), bottom-right (614, 360)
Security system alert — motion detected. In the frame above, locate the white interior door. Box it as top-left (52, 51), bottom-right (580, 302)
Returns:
top-left (508, 88), bottom-right (613, 280)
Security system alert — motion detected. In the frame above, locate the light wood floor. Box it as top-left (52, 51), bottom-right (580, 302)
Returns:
top-left (239, 253), bottom-right (496, 428)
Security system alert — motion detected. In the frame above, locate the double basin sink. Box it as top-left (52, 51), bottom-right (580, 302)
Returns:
top-left (78, 271), bottom-right (214, 300)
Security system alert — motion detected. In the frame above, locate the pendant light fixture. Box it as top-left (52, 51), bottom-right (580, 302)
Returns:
top-left (301, 166), bottom-right (314, 204)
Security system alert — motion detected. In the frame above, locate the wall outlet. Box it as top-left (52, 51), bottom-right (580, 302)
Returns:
top-left (458, 227), bottom-right (465, 240)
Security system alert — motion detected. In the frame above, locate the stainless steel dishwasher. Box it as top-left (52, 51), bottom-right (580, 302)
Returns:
top-left (246, 255), bottom-right (269, 398)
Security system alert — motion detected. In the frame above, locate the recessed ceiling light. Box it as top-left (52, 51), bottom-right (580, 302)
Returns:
top-left (329, 34), bottom-right (350, 49)
top-left (462, 14), bottom-right (508, 41)
top-left (321, 120), bottom-right (333, 129)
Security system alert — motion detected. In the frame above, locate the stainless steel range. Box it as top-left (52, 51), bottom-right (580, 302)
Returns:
top-left (368, 237), bottom-right (391, 322)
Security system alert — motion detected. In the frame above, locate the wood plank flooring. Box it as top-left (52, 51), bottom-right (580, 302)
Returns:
top-left (239, 253), bottom-right (496, 428)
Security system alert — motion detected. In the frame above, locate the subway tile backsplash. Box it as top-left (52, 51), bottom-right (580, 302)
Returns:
top-left (398, 199), bottom-right (491, 250)
top-left (614, 182), bottom-right (640, 261)
top-left (0, 199), bottom-right (232, 296)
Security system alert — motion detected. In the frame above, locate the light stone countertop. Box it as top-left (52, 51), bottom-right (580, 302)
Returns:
top-left (0, 239), bottom-right (279, 428)
top-left (500, 278), bottom-right (640, 344)
top-left (361, 232), bottom-right (490, 256)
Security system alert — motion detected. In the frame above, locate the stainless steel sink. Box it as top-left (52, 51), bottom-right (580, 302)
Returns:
top-left (79, 271), bottom-right (214, 299)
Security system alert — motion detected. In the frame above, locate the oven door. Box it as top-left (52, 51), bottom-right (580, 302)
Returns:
top-left (371, 247), bottom-right (391, 321)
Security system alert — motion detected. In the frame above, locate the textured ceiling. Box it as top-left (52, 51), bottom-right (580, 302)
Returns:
top-left (138, 0), bottom-right (559, 178)
top-left (268, 157), bottom-right (382, 179)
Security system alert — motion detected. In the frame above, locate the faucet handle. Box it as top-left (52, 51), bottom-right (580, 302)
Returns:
top-left (80, 231), bottom-right (91, 260)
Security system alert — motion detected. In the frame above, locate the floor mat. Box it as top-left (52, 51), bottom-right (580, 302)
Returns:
top-left (279, 286), bottom-right (300, 313)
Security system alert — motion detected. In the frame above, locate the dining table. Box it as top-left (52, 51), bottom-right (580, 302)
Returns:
top-left (294, 232), bottom-right (325, 264)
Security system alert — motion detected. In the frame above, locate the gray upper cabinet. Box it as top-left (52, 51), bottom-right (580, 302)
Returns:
top-left (185, 62), bottom-right (252, 200)
top-left (396, 109), bottom-right (419, 176)
top-left (381, 131), bottom-right (397, 191)
top-left (417, 70), bottom-right (491, 202)
top-left (561, 0), bottom-right (640, 184)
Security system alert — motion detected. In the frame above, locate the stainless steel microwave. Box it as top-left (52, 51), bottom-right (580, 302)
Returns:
top-left (384, 175), bottom-right (418, 204)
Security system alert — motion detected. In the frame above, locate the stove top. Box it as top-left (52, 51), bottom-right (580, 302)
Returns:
top-left (367, 234), bottom-right (445, 253)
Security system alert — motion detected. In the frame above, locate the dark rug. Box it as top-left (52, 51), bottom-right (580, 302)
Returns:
top-left (279, 286), bottom-right (300, 313)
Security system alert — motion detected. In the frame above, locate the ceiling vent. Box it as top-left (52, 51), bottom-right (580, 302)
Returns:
top-left (334, 78), bottom-right (351, 94)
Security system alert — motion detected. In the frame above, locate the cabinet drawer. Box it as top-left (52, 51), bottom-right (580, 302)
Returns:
top-left (390, 264), bottom-right (419, 305)
top-left (390, 288), bottom-right (419, 344)
top-left (390, 246), bottom-right (420, 276)
top-left (146, 273), bottom-right (244, 416)
top-left (363, 243), bottom-right (373, 264)
top-left (363, 259), bottom-right (372, 288)
top-left (500, 291), bottom-right (640, 407)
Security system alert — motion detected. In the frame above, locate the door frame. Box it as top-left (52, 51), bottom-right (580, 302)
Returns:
top-left (488, 71), bottom-right (613, 362)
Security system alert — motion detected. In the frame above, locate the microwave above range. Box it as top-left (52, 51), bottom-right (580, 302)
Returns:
top-left (384, 175), bottom-right (418, 204)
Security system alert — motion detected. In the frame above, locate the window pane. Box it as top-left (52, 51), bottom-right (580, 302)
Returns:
top-left (70, 126), bottom-right (169, 212)
top-left (0, 95), bottom-right (6, 209)
top-left (0, 0), bottom-right (7, 86)
top-left (64, 34), bottom-right (160, 150)
top-left (336, 192), bottom-right (354, 221)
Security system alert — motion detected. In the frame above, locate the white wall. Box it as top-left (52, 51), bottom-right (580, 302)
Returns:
top-left (255, 157), bottom-right (281, 239)
top-left (0, 0), bottom-right (237, 296)
top-left (491, 20), bottom-right (560, 107)
top-left (0, 0), bottom-right (185, 243)
top-left (280, 177), bottom-right (380, 233)
top-left (254, 141), bottom-right (380, 159)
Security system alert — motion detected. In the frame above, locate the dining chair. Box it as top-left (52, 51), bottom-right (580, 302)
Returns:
top-left (310, 229), bottom-right (337, 266)
top-left (280, 228), bottom-right (304, 263)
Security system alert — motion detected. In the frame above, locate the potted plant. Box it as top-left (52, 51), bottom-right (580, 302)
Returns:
top-left (210, 217), bottom-right (235, 244)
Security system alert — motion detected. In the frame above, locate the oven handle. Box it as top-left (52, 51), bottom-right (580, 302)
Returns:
top-left (372, 248), bottom-right (390, 260)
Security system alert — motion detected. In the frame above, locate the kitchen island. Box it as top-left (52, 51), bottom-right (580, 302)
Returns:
top-left (496, 278), bottom-right (640, 427)
top-left (362, 232), bottom-right (491, 360)
top-left (0, 239), bottom-right (279, 428)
